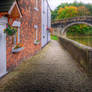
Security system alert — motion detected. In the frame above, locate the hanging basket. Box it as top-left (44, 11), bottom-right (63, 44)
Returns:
top-left (4, 24), bottom-right (17, 36)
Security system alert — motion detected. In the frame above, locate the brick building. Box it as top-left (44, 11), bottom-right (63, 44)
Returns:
top-left (0, 0), bottom-right (51, 78)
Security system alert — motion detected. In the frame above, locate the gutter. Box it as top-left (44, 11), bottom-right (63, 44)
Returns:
top-left (46, 0), bottom-right (52, 11)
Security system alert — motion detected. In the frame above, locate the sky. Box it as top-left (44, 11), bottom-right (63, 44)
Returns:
top-left (48, 0), bottom-right (92, 10)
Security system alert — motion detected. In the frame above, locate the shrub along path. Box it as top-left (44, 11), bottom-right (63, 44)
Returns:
top-left (0, 40), bottom-right (92, 92)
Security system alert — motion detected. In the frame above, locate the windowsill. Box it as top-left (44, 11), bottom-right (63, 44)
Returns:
top-left (34, 40), bottom-right (40, 45)
top-left (34, 7), bottom-right (39, 11)
top-left (12, 47), bottom-right (24, 53)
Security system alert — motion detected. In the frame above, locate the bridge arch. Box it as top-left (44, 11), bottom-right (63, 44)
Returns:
top-left (62, 22), bottom-right (92, 35)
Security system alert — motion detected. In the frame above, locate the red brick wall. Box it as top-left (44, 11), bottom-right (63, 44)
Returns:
top-left (6, 0), bottom-right (42, 70)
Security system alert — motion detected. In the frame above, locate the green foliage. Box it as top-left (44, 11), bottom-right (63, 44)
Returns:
top-left (51, 2), bottom-right (92, 36)
top-left (51, 35), bottom-right (58, 40)
top-left (51, 11), bottom-right (58, 21)
top-left (4, 24), bottom-right (17, 36)
top-left (67, 24), bottom-right (92, 36)
top-left (57, 6), bottom-right (78, 19)
top-left (52, 2), bottom-right (92, 20)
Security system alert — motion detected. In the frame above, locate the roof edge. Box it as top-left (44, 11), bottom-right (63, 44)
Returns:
top-left (8, 0), bottom-right (22, 18)
top-left (46, 0), bottom-right (52, 11)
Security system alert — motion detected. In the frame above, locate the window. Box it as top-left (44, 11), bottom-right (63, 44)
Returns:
top-left (36, 28), bottom-right (38, 40)
top-left (34, 25), bottom-right (38, 41)
top-left (17, 27), bottom-right (20, 43)
top-left (13, 27), bottom-right (20, 45)
top-left (34, 0), bottom-right (39, 11)
top-left (12, 21), bottom-right (21, 45)
top-left (43, 0), bottom-right (45, 14)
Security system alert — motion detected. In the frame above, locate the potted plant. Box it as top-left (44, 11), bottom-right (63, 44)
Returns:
top-left (47, 27), bottom-right (53, 33)
top-left (12, 43), bottom-right (24, 53)
top-left (4, 24), bottom-right (17, 36)
top-left (47, 27), bottom-right (50, 32)
top-left (34, 40), bottom-right (40, 45)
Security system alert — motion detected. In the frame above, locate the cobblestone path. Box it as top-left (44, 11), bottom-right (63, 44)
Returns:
top-left (0, 40), bottom-right (92, 92)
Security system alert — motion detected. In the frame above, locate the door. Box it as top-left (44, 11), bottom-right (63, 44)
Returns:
top-left (0, 24), bottom-right (7, 77)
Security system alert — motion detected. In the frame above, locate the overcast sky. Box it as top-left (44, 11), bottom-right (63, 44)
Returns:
top-left (48, 0), bottom-right (92, 10)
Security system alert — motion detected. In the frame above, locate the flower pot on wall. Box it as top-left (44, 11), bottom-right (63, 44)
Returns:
top-left (12, 47), bottom-right (24, 53)
top-left (47, 27), bottom-right (53, 33)
top-left (12, 43), bottom-right (24, 53)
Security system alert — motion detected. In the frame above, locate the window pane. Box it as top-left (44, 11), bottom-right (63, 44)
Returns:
top-left (35, 0), bottom-right (38, 8)
top-left (18, 28), bottom-right (20, 43)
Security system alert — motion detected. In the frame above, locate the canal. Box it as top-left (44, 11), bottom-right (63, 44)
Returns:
top-left (67, 36), bottom-right (92, 48)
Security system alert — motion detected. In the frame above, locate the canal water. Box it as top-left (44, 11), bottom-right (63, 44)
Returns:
top-left (67, 36), bottom-right (92, 48)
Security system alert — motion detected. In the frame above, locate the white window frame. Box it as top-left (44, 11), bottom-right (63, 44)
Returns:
top-left (14, 27), bottom-right (20, 44)
top-left (34, 0), bottom-right (39, 11)
top-left (14, 32), bottom-right (17, 45)
top-left (36, 29), bottom-right (38, 41)
top-left (18, 27), bottom-right (20, 43)
top-left (34, 25), bottom-right (38, 41)
top-left (12, 21), bottom-right (21, 44)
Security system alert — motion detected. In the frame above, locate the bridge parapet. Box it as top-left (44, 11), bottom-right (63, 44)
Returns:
top-left (52, 16), bottom-right (92, 27)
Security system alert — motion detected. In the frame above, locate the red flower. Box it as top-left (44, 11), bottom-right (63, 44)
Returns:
top-left (47, 27), bottom-right (50, 30)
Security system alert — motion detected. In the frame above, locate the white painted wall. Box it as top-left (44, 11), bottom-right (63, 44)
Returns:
top-left (47, 5), bottom-right (51, 42)
top-left (0, 17), bottom-right (8, 77)
top-left (41, 0), bottom-right (51, 47)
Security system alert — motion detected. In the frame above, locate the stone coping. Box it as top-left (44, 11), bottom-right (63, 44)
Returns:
top-left (59, 36), bottom-right (92, 51)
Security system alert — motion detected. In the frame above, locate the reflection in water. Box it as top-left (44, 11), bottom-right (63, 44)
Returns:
top-left (67, 36), bottom-right (92, 47)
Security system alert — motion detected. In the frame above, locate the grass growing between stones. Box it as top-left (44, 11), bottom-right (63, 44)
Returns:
top-left (51, 35), bottom-right (58, 40)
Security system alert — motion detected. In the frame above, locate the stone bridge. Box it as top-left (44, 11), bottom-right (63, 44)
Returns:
top-left (51, 16), bottom-right (92, 36)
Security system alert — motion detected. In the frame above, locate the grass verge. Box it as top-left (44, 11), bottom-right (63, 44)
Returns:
top-left (51, 35), bottom-right (58, 40)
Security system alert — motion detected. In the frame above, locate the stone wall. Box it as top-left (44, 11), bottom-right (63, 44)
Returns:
top-left (53, 27), bottom-right (62, 36)
top-left (59, 37), bottom-right (92, 76)
top-left (6, 0), bottom-right (42, 71)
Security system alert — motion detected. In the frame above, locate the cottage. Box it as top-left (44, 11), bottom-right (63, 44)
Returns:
top-left (0, 0), bottom-right (51, 78)
top-left (0, 0), bottom-right (22, 77)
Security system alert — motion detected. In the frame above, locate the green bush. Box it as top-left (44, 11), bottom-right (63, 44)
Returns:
top-left (67, 24), bottom-right (92, 36)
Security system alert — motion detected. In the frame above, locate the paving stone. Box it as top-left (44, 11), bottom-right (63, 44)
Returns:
top-left (0, 40), bottom-right (92, 92)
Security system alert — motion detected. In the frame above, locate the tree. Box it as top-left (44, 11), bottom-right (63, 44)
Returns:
top-left (57, 6), bottom-right (78, 19)
top-left (51, 2), bottom-right (92, 21)
top-left (78, 6), bottom-right (90, 16)
top-left (51, 11), bottom-right (58, 21)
